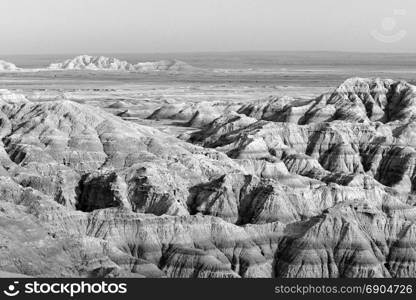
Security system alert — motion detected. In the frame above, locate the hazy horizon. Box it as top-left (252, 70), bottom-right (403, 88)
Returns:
top-left (3, 50), bottom-right (416, 57)
top-left (1, 0), bottom-right (415, 55)
top-left (4, 51), bottom-right (416, 71)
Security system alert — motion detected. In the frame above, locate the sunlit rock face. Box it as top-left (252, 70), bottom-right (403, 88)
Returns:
top-left (0, 60), bottom-right (18, 71)
top-left (2, 78), bottom-right (416, 278)
top-left (48, 55), bottom-right (195, 72)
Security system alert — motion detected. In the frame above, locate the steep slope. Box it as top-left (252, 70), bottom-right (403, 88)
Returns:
top-left (188, 79), bottom-right (416, 193)
top-left (2, 78), bottom-right (416, 278)
top-left (236, 78), bottom-right (416, 125)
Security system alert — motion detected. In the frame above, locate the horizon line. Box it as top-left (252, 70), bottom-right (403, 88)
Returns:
top-left (1, 49), bottom-right (416, 57)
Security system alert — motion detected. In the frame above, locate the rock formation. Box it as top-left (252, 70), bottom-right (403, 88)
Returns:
top-left (148, 101), bottom-right (243, 127)
top-left (2, 78), bottom-right (416, 278)
top-left (0, 60), bottom-right (18, 71)
top-left (48, 55), bottom-right (136, 71)
top-left (48, 55), bottom-right (195, 72)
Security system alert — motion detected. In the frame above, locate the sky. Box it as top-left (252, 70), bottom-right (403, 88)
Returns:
top-left (0, 0), bottom-right (415, 55)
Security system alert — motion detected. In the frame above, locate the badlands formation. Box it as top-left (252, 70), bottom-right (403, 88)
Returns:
top-left (0, 60), bottom-right (18, 71)
top-left (0, 55), bottom-right (195, 72)
top-left (1, 77), bottom-right (416, 278)
top-left (48, 55), bottom-right (195, 72)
